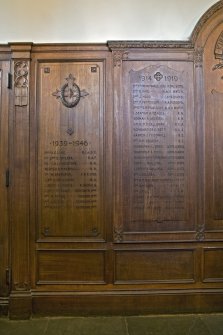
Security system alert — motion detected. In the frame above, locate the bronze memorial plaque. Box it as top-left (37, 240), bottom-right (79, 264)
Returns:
top-left (121, 62), bottom-right (196, 233)
top-left (37, 62), bottom-right (104, 238)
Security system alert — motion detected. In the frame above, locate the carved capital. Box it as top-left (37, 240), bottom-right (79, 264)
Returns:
top-left (14, 61), bottom-right (29, 106)
top-left (194, 48), bottom-right (204, 68)
top-left (112, 50), bottom-right (128, 67)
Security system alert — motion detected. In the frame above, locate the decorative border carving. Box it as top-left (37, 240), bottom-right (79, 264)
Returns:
top-left (191, 0), bottom-right (223, 43)
top-left (14, 61), bottom-right (29, 106)
top-left (108, 41), bottom-right (193, 50)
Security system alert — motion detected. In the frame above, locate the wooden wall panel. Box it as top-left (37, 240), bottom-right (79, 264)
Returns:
top-left (37, 250), bottom-right (105, 284)
top-left (0, 1), bottom-right (222, 318)
top-left (115, 249), bottom-right (195, 284)
top-left (203, 23), bottom-right (223, 233)
top-left (203, 248), bottom-right (223, 283)
top-left (113, 57), bottom-right (197, 242)
top-left (36, 61), bottom-right (105, 240)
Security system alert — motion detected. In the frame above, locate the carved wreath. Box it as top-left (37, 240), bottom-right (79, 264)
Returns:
top-left (52, 74), bottom-right (89, 108)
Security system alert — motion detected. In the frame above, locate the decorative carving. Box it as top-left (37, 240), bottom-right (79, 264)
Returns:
top-left (108, 41), bottom-right (193, 50)
top-left (114, 227), bottom-right (123, 243)
top-left (91, 227), bottom-right (100, 237)
top-left (213, 32), bottom-right (223, 71)
top-left (43, 227), bottom-right (50, 236)
top-left (14, 282), bottom-right (29, 291)
top-left (67, 128), bottom-right (74, 136)
top-left (52, 74), bottom-right (89, 108)
top-left (194, 48), bottom-right (203, 68)
top-left (191, 1), bottom-right (223, 43)
top-left (112, 50), bottom-right (129, 67)
top-left (196, 223), bottom-right (205, 241)
top-left (14, 61), bottom-right (29, 106)
top-left (154, 71), bottom-right (163, 81)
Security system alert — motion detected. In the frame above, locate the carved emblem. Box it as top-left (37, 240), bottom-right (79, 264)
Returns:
top-left (154, 72), bottom-right (163, 81)
top-left (52, 74), bottom-right (89, 108)
top-left (67, 128), bottom-right (74, 136)
top-left (14, 61), bottom-right (29, 106)
top-left (213, 32), bottom-right (223, 71)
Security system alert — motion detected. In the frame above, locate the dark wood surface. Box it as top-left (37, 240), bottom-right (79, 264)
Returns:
top-left (1, 1), bottom-right (223, 319)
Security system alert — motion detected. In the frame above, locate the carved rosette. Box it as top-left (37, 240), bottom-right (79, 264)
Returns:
top-left (194, 48), bottom-right (204, 68)
top-left (112, 50), bottom-right (129, 67)
top-left (14, 61), bottom-right (29, 106)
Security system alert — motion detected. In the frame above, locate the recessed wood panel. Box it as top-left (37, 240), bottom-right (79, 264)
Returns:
top-left (115, 249), bottom-right (195, 283)
top-left (204, 24), bottom-right (223, 231)
top-left (36, 62), bottom-right (105, 239)
top-left (117, 60), bottom-right (196, 236)
top-left (203, 248), bottom-right (223, 282)
top-left (37, 250), bottom-right (105, 283)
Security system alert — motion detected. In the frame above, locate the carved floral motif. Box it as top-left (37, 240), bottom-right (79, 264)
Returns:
top-left (14, 61), bottom-right (29, 106)
top-left (112, 50), bottom-right (129, 67)
top-left (114, 225), bottom-right (123, 243)
top-left (196, 223), bottom-right (205, 241)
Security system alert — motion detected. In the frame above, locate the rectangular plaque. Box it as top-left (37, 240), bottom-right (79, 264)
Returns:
top-left (121, 61), bottom-right (196, 233)
top-left (37, 62), bottom-right (104, 238)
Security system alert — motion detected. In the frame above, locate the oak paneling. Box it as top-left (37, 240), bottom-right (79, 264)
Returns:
top-left (37, 250), bottom-right (106, 284)
top-left (203, 248), bottom-right (223, 282)
top-left (115, 249), bottom-right (195, 283)
top-left (114, 58), bottom-right (197, 242)
top-left (36, 61), bottom-right (105, 239)
top-left (204, 23), bottom-right (223, 231)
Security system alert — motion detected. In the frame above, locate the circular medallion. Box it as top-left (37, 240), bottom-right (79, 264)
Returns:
top-left (60, 82), bottom-right (81, 108)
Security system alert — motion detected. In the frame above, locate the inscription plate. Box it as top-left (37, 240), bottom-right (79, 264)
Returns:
top-left (37, 63), bottom-right (104, 238)
top-left (122, 63), bottom-right (196, 232)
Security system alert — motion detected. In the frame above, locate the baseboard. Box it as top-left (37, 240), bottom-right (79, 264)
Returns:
top-left (30, 289), bottom-right (223, 317)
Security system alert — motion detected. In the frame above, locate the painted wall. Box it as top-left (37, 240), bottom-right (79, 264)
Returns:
top-left (0, 0), bottom-right (217, 43)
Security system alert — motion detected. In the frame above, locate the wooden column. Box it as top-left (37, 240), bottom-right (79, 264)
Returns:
top-left (0, 50), bottom-right (11, 316)
top-left (9, 43), bottom-right (32, 319)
